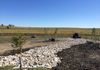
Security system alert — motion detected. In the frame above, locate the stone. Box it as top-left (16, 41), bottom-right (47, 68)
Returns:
top-left (0, 38), bottom-right (87, 69)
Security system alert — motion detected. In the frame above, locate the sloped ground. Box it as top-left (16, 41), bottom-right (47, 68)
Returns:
top-left (53, 42), bottom-right (100, 70)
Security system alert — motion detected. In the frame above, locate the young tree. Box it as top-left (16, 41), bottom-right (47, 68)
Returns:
top-left (91, 28), bottom-right (96, 40)
top-left (8, 24), bottom-right (12, 27)
top-left (6, 26), bottom-right (10, 29)
top-left (50, 28), bottom-right (58, 42)
top-left (44, 28), bottom-right (58, 42)
top-left (44, 28), bottom-right (48, 41)
top-left (53, 28), bottom-right (58, 38)
top-left (11, 35), bottom-right (25, 70)
top-left (1, 24), bottom-right (4, 27)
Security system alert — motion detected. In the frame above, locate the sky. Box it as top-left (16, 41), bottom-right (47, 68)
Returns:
top-left (0, 0), bottom-right (100, 28)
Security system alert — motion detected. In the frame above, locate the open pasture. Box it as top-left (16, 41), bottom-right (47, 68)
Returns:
top-left (0, 27), bottom-right (100, 43)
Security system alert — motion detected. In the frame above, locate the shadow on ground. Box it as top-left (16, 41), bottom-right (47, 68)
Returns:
top-left (52, 41), bottom-right (100, 70)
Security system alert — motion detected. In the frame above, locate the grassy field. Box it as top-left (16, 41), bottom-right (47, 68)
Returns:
top-left (0, 28), bottom-right (91, 34)
top-left (0, 27), bottom-right (100, 69)
top-left (0, 27), bottom-right (99, 34)
top-left (0, 27), bottom-right (100, 43)
top-left (0, 27), bottom-right (99, 36)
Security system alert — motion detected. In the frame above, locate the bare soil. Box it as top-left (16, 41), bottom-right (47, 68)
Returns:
top-left (0, 39), bottom-right (61, 56)
top-left (53, 42), bottom-right (100, 70)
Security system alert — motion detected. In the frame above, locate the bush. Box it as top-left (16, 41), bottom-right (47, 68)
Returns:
top-left (49, 38), bottom-right (55, 42)
top-left (72, 33), bottom-right (81, 38)
top-left (31, 35), bottom-right (36, 38)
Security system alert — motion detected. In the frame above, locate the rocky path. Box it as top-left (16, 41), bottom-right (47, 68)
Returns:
top-left (0, 38), bottom-right (87, 69)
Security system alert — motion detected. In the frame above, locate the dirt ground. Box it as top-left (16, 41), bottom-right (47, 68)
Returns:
top-left (53, 42), bottom-right (100, 70)
top-left (0, 39), bottom-right (62, 55)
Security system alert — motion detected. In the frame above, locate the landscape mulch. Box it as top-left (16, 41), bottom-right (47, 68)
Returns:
top-left (52, 41), bottom-right (100, 70)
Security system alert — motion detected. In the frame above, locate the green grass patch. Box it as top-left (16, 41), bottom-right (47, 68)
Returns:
top-left (0, 66), bottom-right (13, 70)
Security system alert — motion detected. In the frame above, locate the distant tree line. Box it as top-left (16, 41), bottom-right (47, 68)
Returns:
top-left (0, 24), bottom-right (15, 29)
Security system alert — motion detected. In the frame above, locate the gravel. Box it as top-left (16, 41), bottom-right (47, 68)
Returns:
top-left (0, 38), bottom-right (87, 69)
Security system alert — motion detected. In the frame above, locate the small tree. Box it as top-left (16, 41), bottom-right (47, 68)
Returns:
top-left (91, 28), bottom-right (96, 40)
top-left (8, 24), bottom-right (12, 27)
top-left (1, 24), bottom-right (4, 27)
top-left (11, 35), bottom-right (25, 70)
top-left (49, 28), bottom-right (58, 42)
top-left (7, 26), bottom-right (10, 29)
top-left (53, 28), bottom-right (58, 38)
top-left (44, 28), bottom-right (48, 41)
top-left (44, 28), bottom-right (58, 42)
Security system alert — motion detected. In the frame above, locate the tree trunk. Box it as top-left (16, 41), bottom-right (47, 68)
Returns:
top-left (19, 46), bottom-right (22, 70)
top-left (19, 56), bottom-right (22, 70)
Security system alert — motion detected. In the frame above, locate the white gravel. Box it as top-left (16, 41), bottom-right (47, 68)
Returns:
top-left (0, 38), bottom-right (88, 68)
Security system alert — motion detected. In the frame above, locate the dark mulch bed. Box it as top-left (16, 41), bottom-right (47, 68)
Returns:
top-left (52, 41), bottom-right (100, 70)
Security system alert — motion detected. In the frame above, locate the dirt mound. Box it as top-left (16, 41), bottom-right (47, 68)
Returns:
top-left (53, 42), bottom-right (100, 70)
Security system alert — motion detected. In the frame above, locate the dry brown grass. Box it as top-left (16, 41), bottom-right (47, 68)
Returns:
top-left (0, 28), bottom-right (100, 35)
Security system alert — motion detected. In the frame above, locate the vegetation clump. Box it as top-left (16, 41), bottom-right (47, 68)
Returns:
top-left (11, 35), bottom-right (26, 70)
top-left (72, 33), bottom-right (81, 38)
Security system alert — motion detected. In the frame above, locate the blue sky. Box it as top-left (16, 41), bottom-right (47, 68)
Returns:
top-left (0, 0), bottom-right (100, 28)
